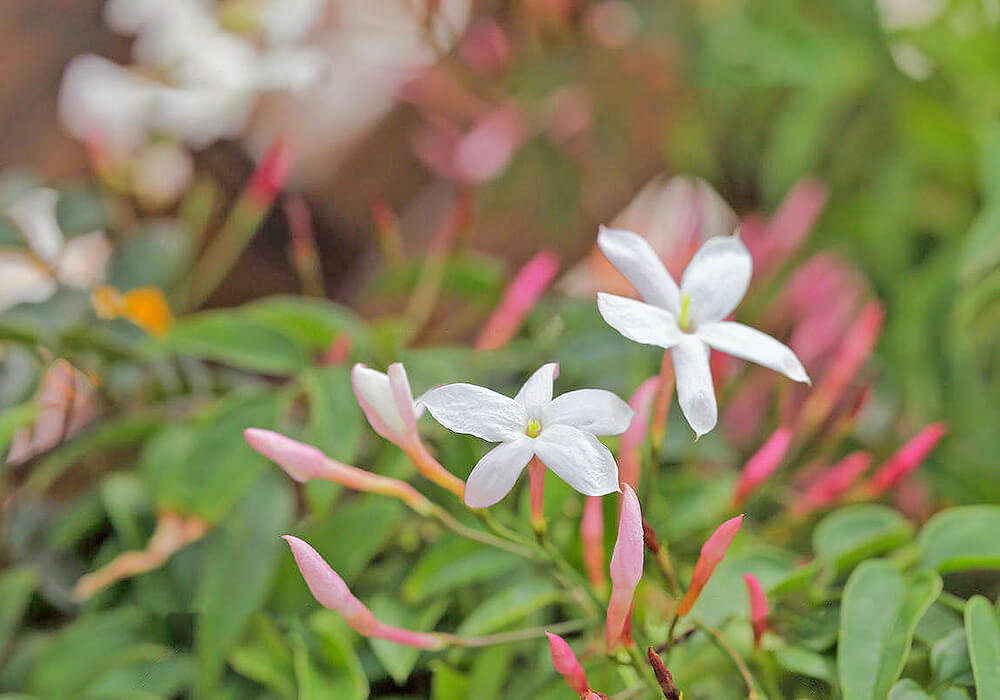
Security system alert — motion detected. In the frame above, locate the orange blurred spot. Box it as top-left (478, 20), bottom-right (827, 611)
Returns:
top-left (93, 285), bottom-right (174, 337)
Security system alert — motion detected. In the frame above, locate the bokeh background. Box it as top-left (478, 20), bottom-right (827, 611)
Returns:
top-left (1, 0), bottom-right (998, 698)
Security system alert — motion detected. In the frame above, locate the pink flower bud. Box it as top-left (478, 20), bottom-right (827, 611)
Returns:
top-left (794, 451), bottom-right (872, 515)
top-left (454, 104), bottom-right (525, 183)
top-left (800, 301), bottom-right (883, 436)
top-left (546, 632), bottom-right (590, 697)
top-left (732, 427), bottom-right (793, 505)
top-left (283, 536), bottom-right (444, 649)
top-left (475, 250), bottom-right (560, 350)
top-left (245, 429), bottom-right (433, 515)
top-left (743, 573), bottom-right (769, 648)
top-left (581, 496), bottom-right (606, 590)
top-left (677, 515), bottom-right (743, 617)
top-left (459, 18), bottom-right (510, 75)
top-left (867, 423), bottom-right (947, 497)
top-left (246, 138), bottom-right (293, 207)
top-left (606, 484), bottom-right (643, 649)
top-left (619, 376), bottom-right (660, 489)
top-left (743, 179), bottom-right (828, 282)
top-left (352, 363), bottom-right (422, 449)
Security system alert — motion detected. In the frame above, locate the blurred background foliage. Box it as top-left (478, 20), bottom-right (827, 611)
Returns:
top-left (0, 0), bottom-right (998, 698)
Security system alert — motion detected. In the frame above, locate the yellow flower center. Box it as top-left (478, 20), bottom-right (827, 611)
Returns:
top-left (527, 419), bottom-right (542, 438)
top-left (679, 294), bottom-right (692, 333)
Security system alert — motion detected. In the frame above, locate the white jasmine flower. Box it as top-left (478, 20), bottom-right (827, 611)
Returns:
top-left (351, 362), bottom-right (425, 450)
top-left (0, 189), bottom-right (111, 312)
top-left (597, 226), bottom-right (809, 438)
top-left (420, 363), bottom-right (633, 508)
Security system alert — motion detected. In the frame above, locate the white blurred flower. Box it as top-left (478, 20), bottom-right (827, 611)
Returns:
top-left (597, 227), bottom-right (809, 438)
top-left (130, 142), bottom-right (195, 209)
top-left (351, 363), bottom-right (425, 450)
top-left (0, 189), bottom-right (111, 312)
top-left (420, 363), bottom-right (633, 508)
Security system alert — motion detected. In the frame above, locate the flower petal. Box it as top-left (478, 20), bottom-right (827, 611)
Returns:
top-left (6, 188), bottom-right (64, 262)
top-left (387, 362), bottom-right (420, 432)
top-left (597, 293), bottom-right (682, 349)
top-left (597, 226), bottom-right (681, 313)
top-left (464, 438), bottom-right (534, 508)
top-left (670, 335), bottom-right (717, 438)
top-left (680, 235), bottom-right (752, 325)
top-left (544, 389), bottom-right (634, 436)
top-left (0, 252), bottom-right (57, 312)
top-left (698, 321), bottom-right (810, 384)
top-left (533, 424), bottom-right (620, 497)
top-left (352, 364), bottom-right (408, 442)
top-left (57, 231), bottom-right (111, 288)
top-left (514, 362), bottom-right (558, 418)
top-left (420, 383), bottom-right (526, 442)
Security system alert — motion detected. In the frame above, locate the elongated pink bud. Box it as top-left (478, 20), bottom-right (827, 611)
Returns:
top-left (794, 451), bottom-right (872, 515)
top-left (745, 179), bottom-right (828, 281)
top-left (677, 515), bottom-right (743, 617)
top-left (546, 632), bottom-right (590, 697)
top-left (581, 496), bottom-right (606, 590)
top-left (606, 484), bottom-right (643, 649)
top-left (732, 427), bottom-right (793, 505)
top-left (476, 250), bottom-right (560, 350)
top-left (866, 423), bottom-right (947, 496)
top-left (619, 376), bottom-right (660, 489)
top-left (245, 429), bottom-right (433, 515)
top-left (743, 573), bottom-right (769, 648)
top-left (283, 536), bottom-right (444, 649)
top-left (247, 139), bottom-right (293, 207)
top-left (799, 302), bottom-right (883, 437)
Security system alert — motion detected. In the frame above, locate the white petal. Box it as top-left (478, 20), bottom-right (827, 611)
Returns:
top-left (533, 424), bottom-right (620, 497)
top-left (6, 189), bottom-right (64, 262)
top-left (514, 363), bottom-right (557, 418)
top-left (352, 364), bottom-right (408, 441)
top-left (387, 363), bottom-right (420, 432)
top-left (670, 335), bottom-right (717, 438)
top-left (420, 384), bottom-right (526, 442)
top-left (0, 252), bottom-right (57, 312)
top-left (680, 234), bottom-right (752, 326)
top-left (57, 232), bottom-right (111, 289)
top-left (464, 438), bottom-right (534, 508)
top-left (597, 226), bottom-right (681, 314)
top-left (698, 321), bottom-right (810, 384)
top-left (544, 389), bottom-right (634, 436)
top-left (597, 293), bottom-right (682, 349)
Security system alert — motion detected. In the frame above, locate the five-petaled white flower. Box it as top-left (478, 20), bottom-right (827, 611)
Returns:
top-left (419, 363), bottom-right (633, 508)
top-left (596, 226), bottom-right (810, 438)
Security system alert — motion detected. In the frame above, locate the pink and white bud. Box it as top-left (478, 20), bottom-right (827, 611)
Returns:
top-left (794, 451), bottom-right (872, 515)
top-left (352, 363), bottom-right (423, 449)
top-left (454, 104), bottom-right (525, 183)
top-left (459, 18), bottom-right (511, 75)
top-left (619, 376), bottom-right (660, 489)
top-left (732, 427), bottom-right (793, 505)
top-left (743, 573), bottom-right (769, 648)
top-left (677, 515), bottom-right (743, 617)
top-left (606, 484), bottom-right (643, 649)
top-left (867, 422), bottom-right (947, 497)
top-left (475, 250), bottom-right (560, 350)
top-left (546, 632), bottom-right (590, 697)
top-left (353, 363), bottom-right (466, 498)
top-left (283, 536), bottom-right (444, 649)
top-left (245, 429), bottom-right (432, 515)
top-left (581, 496), bottom-right (606, 590)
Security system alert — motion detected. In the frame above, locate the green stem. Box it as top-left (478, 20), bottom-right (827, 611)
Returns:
top-left (431, 506), bottom-right (538, 560)
top-left (698, 623), bottom-right (761, 700)
top-left (442, 617), bottom-right (598, 648)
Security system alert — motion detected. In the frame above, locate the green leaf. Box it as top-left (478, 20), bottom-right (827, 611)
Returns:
top-left (688, 548), bottom-right (797, 627)
top-left (159, 312), bottom-right (307, 374)
top-left (965, 595), bottom-right (1000, 697)
top-left (772, 645), bottom-right (837, 683)
top-left (916, 603), bottom-right (964, 647)
top-left (0, 402), bottom-right (38, 455)
top-left (838, 561), bottom-right (941, 700)
top-left (931, 629), bottom-right (972, 687)
top-left (300, 366), bottom-right (361, 464)
top-left (307, 611), bottom-right (369, 700)
top-left (83, 652), bottom-right (193, 699)
top-left (107, 221), bottom-right (192, 291)
top-left (814, 504), bottom-right (913, 573)
top-left (368, 596), bottom-right (447, 684)
top-left (431, 661), bottom-right (470, 700)
top-left (919, 506), bottom-right (1000, 572)
top-left (468, 645), bottom-right (515, 700)
top-left (0, 566), bottom-right (38, 650)
top-left (194, 471), bottom-right (295, 697)
top-left (889, 679), bottom-right (931, 700)
top-left (403, 537), bottom-right (523, 604)
top-left (456, 579), bottom-right (561, 637)
top-left (243, 296), bottom-right (369, 355)
top-left (229, 614), bottom-right (296, 700)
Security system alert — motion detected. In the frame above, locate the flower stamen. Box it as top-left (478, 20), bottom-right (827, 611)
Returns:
top-left (527, 419), bottom-right (542, 438)
top-left (679, 294), bottom-right (692, 332)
